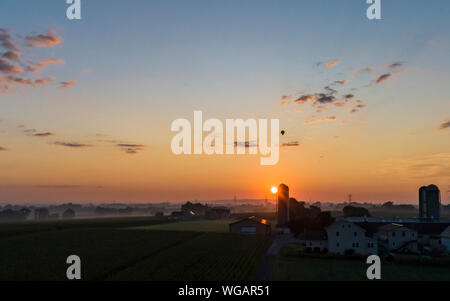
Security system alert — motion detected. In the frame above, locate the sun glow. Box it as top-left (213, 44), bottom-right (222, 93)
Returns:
top-left (271, 186), bottom-right (278, 194)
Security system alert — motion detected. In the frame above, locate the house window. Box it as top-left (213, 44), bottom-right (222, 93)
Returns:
top-left (336, 231), bottom-right (340, 237)
top-left (354, 232), bottom-right (357, 237)
top-left (337, 243), bottom-right (340, 247)
top-left (356, 243), bottom-right (359, 248)
top-left (309, 242), bottom-right (313, 246)
top-left (392, 232), bottom-right (396, 237)
top-left (402, 231), bottom-right (406, 237)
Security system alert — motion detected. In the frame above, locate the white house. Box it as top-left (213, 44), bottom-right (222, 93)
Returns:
top-left (440, 226), bottom-right (450, 253)
top-left (378, 223), bottom-right (418, 253)
top-left (304, 229), bottom-right (328, 252)
top-left (325, 220), bottom-right (378, 255)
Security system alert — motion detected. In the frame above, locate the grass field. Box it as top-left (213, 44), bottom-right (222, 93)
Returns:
top-left (272, 243), bottom-right (450, 281)
top-left (0, 217), bottom-right (270, 281)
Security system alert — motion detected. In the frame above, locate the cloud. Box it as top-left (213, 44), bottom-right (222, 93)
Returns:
top-left (280, 95), bottom-right (292, 100)
top-left (294, 94), bottom-right (317, 104)
top-left (325, 59), bottom-right (339, 68)
top-left (25, 29), bottom-right (62, 48)
top-left (343, 94), bottom-right (354, 100)
top-left (373, 70), bottom-right (403, 85)
top-left (58, 80), bottom-right (75, 89)
top-left (0, 146), bottom-right (6, 151)
top-left (0, 58), bottom-right (22, 74)
top-left (32, 132), bottom-right (55, 137)
top-left (375, 73), bottom-right (392, 84)
top-left (324, 86), bottom-right (338, 95)
top-left (116, 143), bottom-right (146, 154)
top-left (282, 141), bottom-right (300, 147)
top-left (357, 66), bottom-right (375, 76)
top-left (54, 141), bottom-right (90, 148)
top-left (25, 58), bottom-right (65, 74)
top-left (388, 62), bottom-right (403, 68)
top-left (0, 29), bottom-right (20, 61)
top-left (304, 116), bottom-right (337, 125)
top-left (438, 120), bottom-right (450, 130)
top-left (334, 80), bottom-right (349, 85)
top-left (0, 28), bottom-right (70, 96)
top-left (313, 94), bottom-right (336, 105)
top-left (3, 76), bottom-right (55, 86)
top-left (333, 102), bottom-right (346, 107)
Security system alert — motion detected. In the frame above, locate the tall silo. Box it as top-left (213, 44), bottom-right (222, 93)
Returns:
top-left (277, 184), bottom-right (289, 226)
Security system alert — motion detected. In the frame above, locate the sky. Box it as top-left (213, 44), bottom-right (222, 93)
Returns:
top-left (0, 0), bottom-right (449, 204)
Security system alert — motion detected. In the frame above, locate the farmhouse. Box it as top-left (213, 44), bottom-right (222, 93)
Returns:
top-left (229, 216), bottom-right (272, 236)
top-left (326, 220), bottom-right (378, 255)
top-left (378, 223), bottom-right (418, 253)
top-left (441, 226), bottom-right (450, 252)
top-left (304, 229), bottom-right (328, 252)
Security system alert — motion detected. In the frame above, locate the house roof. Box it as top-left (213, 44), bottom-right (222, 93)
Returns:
top-left (378, 223), bottom-right (407, 232)
top-left (355, 221), bottom-right (450, 236)
top-left (229, 216), bottom-right (272, 226)
top-left (409, 222), bottom-right (450, 235)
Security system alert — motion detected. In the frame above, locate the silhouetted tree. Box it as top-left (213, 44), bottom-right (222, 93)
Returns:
top-left (342, 205), bottom-right (370, 217)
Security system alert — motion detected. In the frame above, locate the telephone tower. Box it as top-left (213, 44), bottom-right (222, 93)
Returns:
top-left (348, 194), bottom-right (352, 203)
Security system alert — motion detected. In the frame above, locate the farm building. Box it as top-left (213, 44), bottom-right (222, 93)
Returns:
top-left (441, 226), bottom-right (450, 252)
top-left (326, 220), bottom-right (378, 255)
top-left (304, 229), bottom-right (328, 252)
top-left (229, 216), bottom-right (272, 236)
top-left (378, 223), bottom-right (418, 253)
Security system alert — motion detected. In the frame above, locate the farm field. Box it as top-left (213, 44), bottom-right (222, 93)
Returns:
top-left (0, 216), bottom-right (172, 239)
top-left (108, 232), bottom-right (271, 281)
top-left (0, 217), bottom-right (271, 281)
top-left (133, 219), bottom-right (238, 233)
top-left (272, 244), bottom-right (450, 281)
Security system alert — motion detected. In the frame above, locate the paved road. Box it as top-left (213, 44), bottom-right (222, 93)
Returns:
top-left (254, 235), bottom-right (301, 281)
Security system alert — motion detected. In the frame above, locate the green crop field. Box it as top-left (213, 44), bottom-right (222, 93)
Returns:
top-left (0, 217), bottom-right (270, 281)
